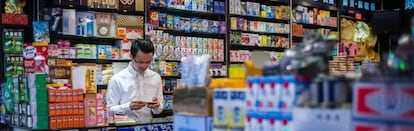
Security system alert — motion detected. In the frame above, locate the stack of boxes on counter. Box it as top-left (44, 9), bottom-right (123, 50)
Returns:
top-left (2, 75), bottom-right (31, 128)
top-left (212, 79), bottom-right (246, 131)
top-left (29, 74), bottom-right (49, 129)
top-left (329, 56), bottom-right (356, 74)
top-left (47, 86), bottom-right (85, 129)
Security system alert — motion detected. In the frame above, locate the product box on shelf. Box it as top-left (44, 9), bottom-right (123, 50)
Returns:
top-left (4, 54), bottom-right (24, 77)
top-left (95, 12), bottom-right (117, 38)
top-left (118, 0), bottom-right (136, 12)
top-left (353, 81), bottom-right (414, 123)
top-left (23, 42), bottom-right (49, 74)
top-left (3, 28), bottom-right (24, 53)
top-left (76, 11), bottom-right (95, 37)
top-left (62, 9), bottom-right (77, 35)
top-left (33, 21), bottom-right (50, 43)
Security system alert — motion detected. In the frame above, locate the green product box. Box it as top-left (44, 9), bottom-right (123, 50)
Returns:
top-left (34, 102), bottom-right (48, 116)
top-left (35, 74), bottom-right (47, 89)
top-left (3, 28), bottom-right (24, 53)
top-left (4, 54), bottom-right (24, 77)
top-left (34, 116), bottom-right (49, 130)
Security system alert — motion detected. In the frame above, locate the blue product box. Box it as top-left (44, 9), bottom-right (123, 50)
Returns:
top-left (182, 17), bottom-right (191, 32)
top-left (214, 1), bottom-right (220, 14)
top-left (191, 18), bottom-right (198, 32)
top-left (76, 11), bottom-right (95, 37)
top-left (97, 45), bottom-right (106, 59)
top-left (159, 13), bottom-right (167, 28)
top-left (202, 19), bottom-right (209, 32)
top-left (207, 0), bottom-right (214, 12)
top-left (208, 20), bottom-right (214, 33)
top-left (219, 2), bottom-right (225, 14)
top-left (212, 21), bottom-right (219, 33)
top-left (179, 17), bottom-right (186, 31)
top-left (105, 45), bottom-right (112, 59)
top-left (159, 0), bottom-right (167, 7)
top-left (174, 114), bottom-right (213, 131)
top-left (174, 16), bottom-right (181, 30)
top-left (185, 0), bottom-right (192, 10)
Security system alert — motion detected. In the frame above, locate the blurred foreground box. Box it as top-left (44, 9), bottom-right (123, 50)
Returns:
top-left (173, 87), bottom-right (213, 116)
top-left (353, 81), bottom-right (414, 123)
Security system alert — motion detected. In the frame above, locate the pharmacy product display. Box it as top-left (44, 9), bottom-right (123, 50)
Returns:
top-left (230, 50), bottom-right (283, 63)
top-left (150, 30), bottom-right (225, 62)
top-left (230, 0), bottom-right (290, 20)
top-left (230, 32), bottom-right (290, 48)
top-left (150, 11), bottom-right (226, 34)
top-left (150, 0), bottom-right (225, 14)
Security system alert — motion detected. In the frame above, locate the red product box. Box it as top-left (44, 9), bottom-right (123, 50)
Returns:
top-left (352, 120), bottom-right (414, 131)
top-left (1, 14), bottom-right (28, 25)
top-left (353, 82), bottom-right (414, 123)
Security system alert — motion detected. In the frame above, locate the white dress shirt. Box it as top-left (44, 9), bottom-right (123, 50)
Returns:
top-left (107, 62), bottom-right (163, 120)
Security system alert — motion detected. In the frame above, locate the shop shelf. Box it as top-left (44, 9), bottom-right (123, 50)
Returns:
top-left (58, 5), bottom-right (145, 16)
top-left (297, 23), bottom-right (338, 30)
top-left (243, 0), bottom-right (289, 5)
top-left (150, 6), bottom-right (225, 20)
top-left (229, 14), bottom-right (290, 23)
top-left (293, 1), bottom-right (338, 11)
top-left (154, 28), bottom-right (226, 38)
top-left (231, 30), bottom-right (289, 36)
top-left (230, 44), bottom-right (286, 52)
top-left (63, 58), bottom-right (130, 64)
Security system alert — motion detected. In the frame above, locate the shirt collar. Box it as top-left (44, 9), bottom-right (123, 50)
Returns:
top-left (127, 62), bottom-right (147, 77)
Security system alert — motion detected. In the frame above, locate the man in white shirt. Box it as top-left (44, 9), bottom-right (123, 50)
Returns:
top-left (107, 39), bottom-right (163, 120)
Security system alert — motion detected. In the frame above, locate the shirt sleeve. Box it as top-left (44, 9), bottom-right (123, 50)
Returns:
top-left (151, 75), bottom-right (164, 114)
top-left (107, 78), bottom-right (131, 114)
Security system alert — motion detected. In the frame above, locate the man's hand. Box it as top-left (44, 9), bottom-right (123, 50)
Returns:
top-left (147, 97), bottom-right (160, 109)
top-left (129, 101), bottom-right (146, 110)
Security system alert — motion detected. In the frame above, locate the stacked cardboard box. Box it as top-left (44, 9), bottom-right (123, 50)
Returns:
top-left (28, 74), bottom-right (49, 130)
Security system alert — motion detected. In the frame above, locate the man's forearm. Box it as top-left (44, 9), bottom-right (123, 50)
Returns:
top-left (108, 102), bottom-right (131, 114)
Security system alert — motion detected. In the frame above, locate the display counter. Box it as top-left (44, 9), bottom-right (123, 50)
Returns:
top-left (5, 117), bottom-right (173, 131)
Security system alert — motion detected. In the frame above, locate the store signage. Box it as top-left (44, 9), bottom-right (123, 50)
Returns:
top-left (305, 0), bottom-right (335, 5)
top-left (343, 0), bottom-right (376, 11)
top-left (406, 0), bottom-right (414, 10)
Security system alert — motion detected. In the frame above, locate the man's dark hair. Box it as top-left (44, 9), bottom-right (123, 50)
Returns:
top-left (131, 39), bottom-right (154, 58)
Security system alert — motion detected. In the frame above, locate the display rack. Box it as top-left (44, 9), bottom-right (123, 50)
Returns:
top-left (0, 0), bottom-right (36, 82)
top-left (228, 14), bottom-right (289, 23)
top-left (150, 6), bottom-right (226, 20)
top-left (230, 44), bottom-right (286, 52)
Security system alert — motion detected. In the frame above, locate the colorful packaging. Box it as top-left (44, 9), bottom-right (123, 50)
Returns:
top-left (213, 88), bottom-right (229, 129)
top-left (33, 21), bottom-right (50, 43)
top-left (246, 77), bottom-right (259, 112)
top-left (75, 11), bottom-right (95, 37)
top-left (3, 28), bottom-right (24, 53)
